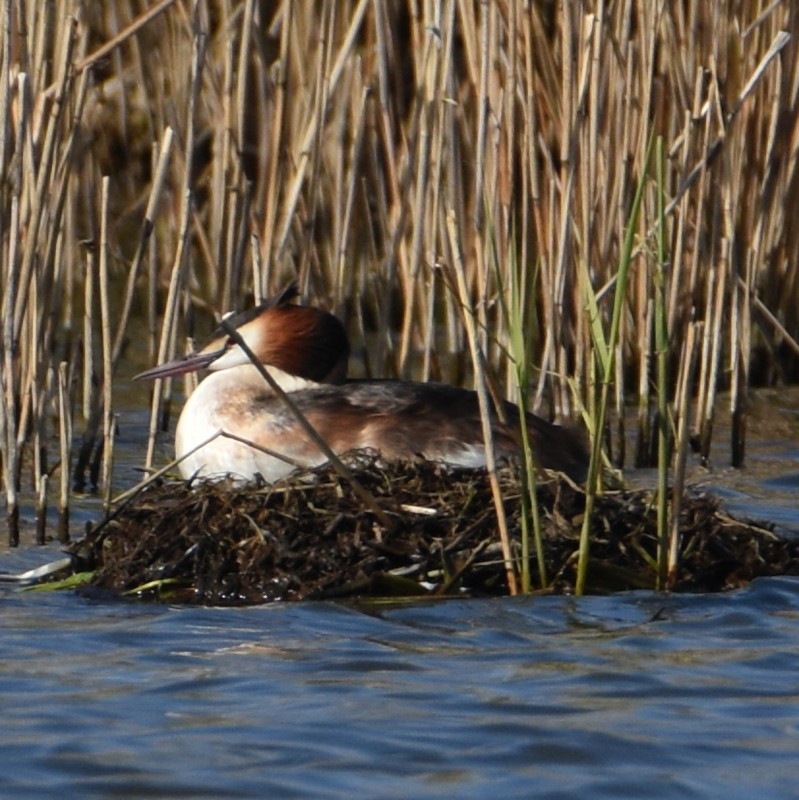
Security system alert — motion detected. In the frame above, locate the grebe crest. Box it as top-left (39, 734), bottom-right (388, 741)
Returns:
top-left (136, 283), bottom-right (349, 385)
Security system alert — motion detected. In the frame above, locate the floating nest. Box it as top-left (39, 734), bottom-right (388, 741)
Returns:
top-left (63, 454), bottom-right (799, 605)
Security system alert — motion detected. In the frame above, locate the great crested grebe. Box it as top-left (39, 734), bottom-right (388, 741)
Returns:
top-left (136, 287), bottom-right (588, 484)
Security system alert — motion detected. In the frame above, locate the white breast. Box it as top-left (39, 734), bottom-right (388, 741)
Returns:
top-left (174, 366), bottom-right (323, 483)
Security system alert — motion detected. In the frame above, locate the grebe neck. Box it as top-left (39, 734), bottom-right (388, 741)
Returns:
top-left (205, 363), bottom-right (322, 395)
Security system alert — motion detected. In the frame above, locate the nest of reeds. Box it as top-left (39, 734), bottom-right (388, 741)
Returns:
top-left (64, 455), bottom-right (799, 605)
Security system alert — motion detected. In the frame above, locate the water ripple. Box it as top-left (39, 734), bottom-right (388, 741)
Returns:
top-left (1, 578), bottom-right (799, 797)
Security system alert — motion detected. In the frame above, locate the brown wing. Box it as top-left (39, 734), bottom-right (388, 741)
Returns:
top-left (250, 381), bottom-right (587, 481)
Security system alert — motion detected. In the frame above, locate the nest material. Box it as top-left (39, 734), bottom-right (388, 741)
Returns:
top-left (68, 457), bottom-right (799, 605)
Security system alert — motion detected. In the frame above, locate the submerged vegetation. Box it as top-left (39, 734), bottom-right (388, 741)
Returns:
top-left (1, 1), bottom-right (799, 596)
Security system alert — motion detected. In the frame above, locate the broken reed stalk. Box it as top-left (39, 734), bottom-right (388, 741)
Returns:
top-left (731, 273), bottom-right (749, 468)
top-left (72, 243), bottom-right (100, 492)
top-left (111, 431), bottom-right (224, 506)
top-left (57, 362), bottom-right (71, 543)
top-left (35, 475), bottom-right (47, 547)
top-left (42, 0), bottom-right (178, 100)
top-left (634, 297), bottom-right (653, 468)
top-left (99, 176), bottom-right (114, 510)
top-left (112, 427), bottom-right (315, 510)
top-left (82, 245), bottom-right (95, 423)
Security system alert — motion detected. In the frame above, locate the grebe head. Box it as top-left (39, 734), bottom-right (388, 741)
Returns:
top-left (135, 284), bottom-right (350, 383)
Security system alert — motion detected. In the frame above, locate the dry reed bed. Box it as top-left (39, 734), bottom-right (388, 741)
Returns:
top-left (1, 2), bottom-right (798, 584)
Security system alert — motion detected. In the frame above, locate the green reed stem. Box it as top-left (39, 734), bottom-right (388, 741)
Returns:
top-left (504, 238), bottom-right (545, 592)
top-left (576, 131), bottom-right (655, 596)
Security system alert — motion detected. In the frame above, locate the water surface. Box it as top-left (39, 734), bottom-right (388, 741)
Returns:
top-left (1, 388), bottom-right (798, 798)
top-left (2, 576), bottom-right (799, 799)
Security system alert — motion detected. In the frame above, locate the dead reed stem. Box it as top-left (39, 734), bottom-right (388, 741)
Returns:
top-left (1, 1), bottom-right (798, 563)
top-left (448, 209), bottom-right (517, 596)
top-left (99, 176), bottom-right (114, 509)
top-left (57, 362), bottom-right (70, 543)
top-left (111, 125), bottom-right (174, 366)
top-left (668, 322), bottom-right (702, 587)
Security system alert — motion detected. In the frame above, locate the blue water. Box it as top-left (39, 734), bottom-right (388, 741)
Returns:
top-left (2, 572), bottom-right (799, 799)
top-left (1, 388), bottom-right (798, 798)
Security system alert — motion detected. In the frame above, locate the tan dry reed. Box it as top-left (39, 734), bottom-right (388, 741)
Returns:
top-left (0, 2), bottom-right (797, 592)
